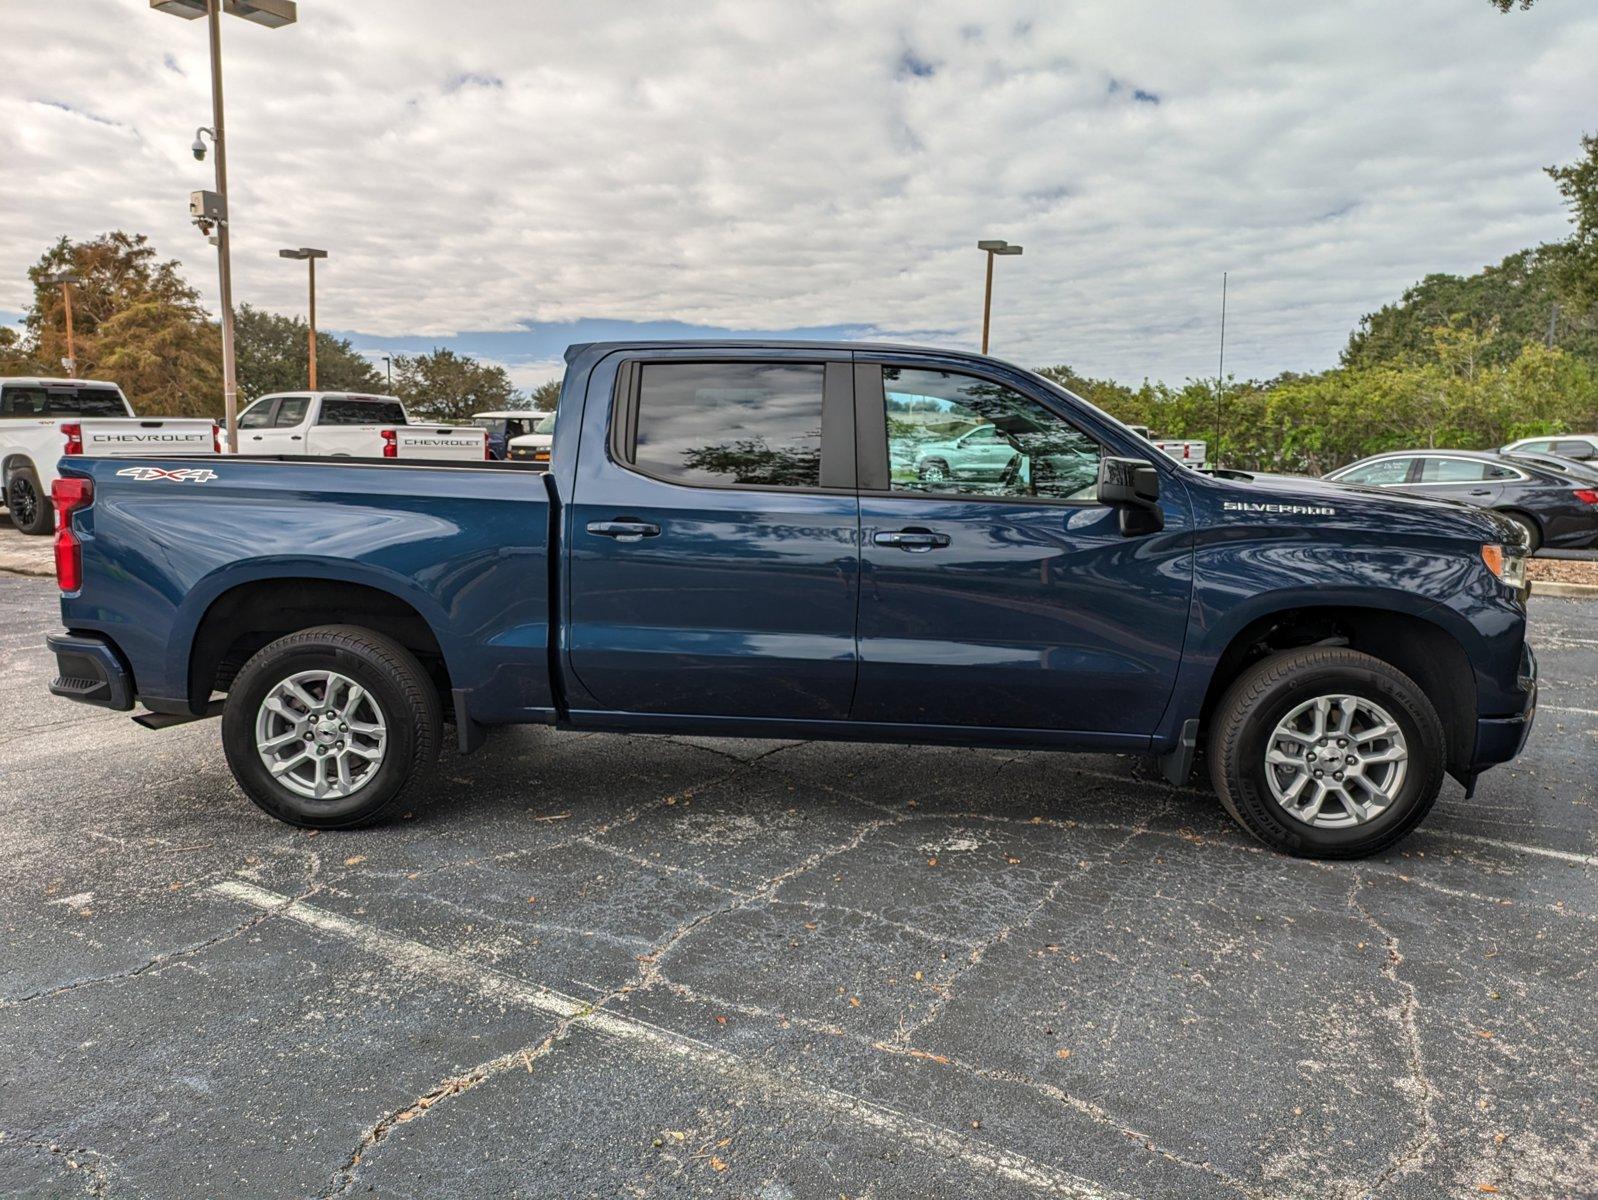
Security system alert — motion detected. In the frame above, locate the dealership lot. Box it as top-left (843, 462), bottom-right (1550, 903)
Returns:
top-left (0, 569), bottom-right (1593, 1199)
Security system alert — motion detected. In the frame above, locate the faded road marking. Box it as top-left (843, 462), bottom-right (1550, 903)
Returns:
top-left (1542, 705), bottom-right (1598, 718)
top-left (1444, 834), bottom-right (1597, 868)
top-left (211, 880), bottom-right (1134, 1200)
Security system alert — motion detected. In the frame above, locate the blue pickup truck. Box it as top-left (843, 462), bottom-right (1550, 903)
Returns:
top-left (44, 341), bottom-right (1537, 859)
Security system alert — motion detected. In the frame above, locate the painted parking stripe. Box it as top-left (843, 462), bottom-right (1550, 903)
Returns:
top-left (1541, 705), bottom-right (1598, 717)
top-left (211, 881), bottom-right (1131, 1200)
top-left (1443, 834), bottom-right (1597, 868)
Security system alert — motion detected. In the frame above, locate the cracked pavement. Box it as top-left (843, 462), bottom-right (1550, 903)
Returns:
top-left (0, 571), bottom-right (1594, 1199)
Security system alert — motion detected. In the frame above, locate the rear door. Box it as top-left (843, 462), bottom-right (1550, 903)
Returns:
top-left (850, 359), bottom-right (1192, 737)
top-left (1410, 456), bottom-right (1509, 505)
top-left (567, 351), bottom-right (859, 720)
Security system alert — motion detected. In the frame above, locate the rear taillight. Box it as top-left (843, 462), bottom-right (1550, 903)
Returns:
top-left (1575, 488), bottom-right (1598, 506)
top-left (380, 429), bottom-right (398, 459)
top-left (51, 477), bottom-right (93, 592)
top-left (212, 423), bottom-right (222, 454)
top-left (61, 423), bottom-right (84, 455)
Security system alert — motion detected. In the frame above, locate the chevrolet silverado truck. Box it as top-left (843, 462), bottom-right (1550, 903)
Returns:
top-left (43, 342), bottom-right (1537, 859)
top-left (2, 376), bottom-right (218, 534)
top-left (230, 392), bottom-right (487, 460)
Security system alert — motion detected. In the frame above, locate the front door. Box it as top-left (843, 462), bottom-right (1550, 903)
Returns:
top-left (851, 362), bottom-right (1192, 737)
top-left (567, 353), bottom-right (860, 720)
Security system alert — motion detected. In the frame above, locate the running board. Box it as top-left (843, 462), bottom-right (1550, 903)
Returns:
top-left (132, 699), bottom-right (225, 729)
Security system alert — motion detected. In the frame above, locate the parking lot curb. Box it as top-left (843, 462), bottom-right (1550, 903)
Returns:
top-left (1530, 580), bottom-right (1598, 599)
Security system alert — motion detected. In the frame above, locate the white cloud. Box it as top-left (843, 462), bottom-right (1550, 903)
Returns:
top-left (1, 0), bottom-right (1594, 383)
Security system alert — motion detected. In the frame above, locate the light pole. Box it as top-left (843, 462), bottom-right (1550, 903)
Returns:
top-left (976, 239), bottom-right (1023, 354)
top-left (41, 271), bottom-right (83, 377)
top-left (380, 354), bottom-right (392, 388)
top-left (279, 247), bottom-right (327, 389)
top-left (152, 0), bottom-right (298, 451)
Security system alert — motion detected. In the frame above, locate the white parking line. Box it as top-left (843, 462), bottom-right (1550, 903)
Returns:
top-left (1443, 835), bottom-right (1597, 868)
top-left (1541, 705), bottom-right (1598, 718)
top-left (210, 880), bottom-right (1131, 1200)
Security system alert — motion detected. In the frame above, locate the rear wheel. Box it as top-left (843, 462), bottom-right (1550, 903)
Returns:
top-left (918, 459), bottom-right (950, 483)
top-left (221, 625), bottom-right (441, 828)
top-left (5, 465), bottom-right (51, 535)
top-left (1499, 510), bottom-right (1541, 554)
top-left (1208, 647), bottom-right (1445, 859)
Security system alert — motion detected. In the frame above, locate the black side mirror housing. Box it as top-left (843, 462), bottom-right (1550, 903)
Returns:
top-left (1098, 456), bottom-right (1164, 535)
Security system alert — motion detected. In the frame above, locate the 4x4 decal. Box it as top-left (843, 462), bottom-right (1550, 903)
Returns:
top-left (115, 466), bottom-right (219, 483)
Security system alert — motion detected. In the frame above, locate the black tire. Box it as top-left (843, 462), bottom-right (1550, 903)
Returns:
top-left (1207, 647), bottom-right (1446, 859)
top-left (1499, 510), bottom-right (1542, 554)
top-left (221, 625), bottom-right (441, 829)
top-left (919, 459), bottom-right (950, 483)
top-left (6, 465), bottom-right (51, 535)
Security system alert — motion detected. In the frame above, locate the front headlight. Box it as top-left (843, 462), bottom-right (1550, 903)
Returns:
top-left (1481, 544), bottom-right (1528, 590)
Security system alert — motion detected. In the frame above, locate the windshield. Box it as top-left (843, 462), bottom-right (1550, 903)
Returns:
top-left (534, 412), bottom-right (556, 434)
top-left (472, 417), bottom-right (505, 431)
top-left (0, 384), bottom-right (131, 418)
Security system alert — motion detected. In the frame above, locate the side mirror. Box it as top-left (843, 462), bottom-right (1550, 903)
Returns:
top-left (1098, 456), bottom-right (1164, 535)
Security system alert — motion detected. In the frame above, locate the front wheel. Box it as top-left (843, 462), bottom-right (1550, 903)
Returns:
top-left (1207, 648), bottom-right (1445, 859)
top-left (1499, 511), bottom-right (1542, 554)
top-left (221, 625), bottom-right (441, 828)
top-left (6, 465), bottom-right (51, 535)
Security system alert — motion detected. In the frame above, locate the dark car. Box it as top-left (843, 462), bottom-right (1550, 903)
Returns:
top-left (1325, 450), bottom-right (1598, 551)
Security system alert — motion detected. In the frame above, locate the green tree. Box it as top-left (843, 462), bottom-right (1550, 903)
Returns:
top-left (233, 304), bottom-right (383, 401)
top-left (529, 378), bottom-right (561, 412)
top-left (391, 348), bottom-right (519, 423)
top-left (1546, 133), bottom-right (1598, 309)
top-left (21, 232), bottom-right (222, 415)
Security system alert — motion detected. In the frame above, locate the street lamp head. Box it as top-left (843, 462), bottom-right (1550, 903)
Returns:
top-left (996, 245), bottom-right (1023, 256)
top-left (977, 240), bottom-right (1008, 251)
top-left (41, 272), bottom-right (83, 287)
top-left (152, 0), bottom-right (297, 27)
top-left (279, 247), bottom-right (328, 260)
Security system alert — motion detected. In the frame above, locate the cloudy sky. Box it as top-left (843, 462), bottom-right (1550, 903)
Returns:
top-left (2, 0), bottom-right (1595, 389)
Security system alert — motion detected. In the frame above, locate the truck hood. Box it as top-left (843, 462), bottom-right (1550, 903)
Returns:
top-left (1205, 471), bottom-right (1524, 547)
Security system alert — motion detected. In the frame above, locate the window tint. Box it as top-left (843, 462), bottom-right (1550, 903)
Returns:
top-left (1556, 439), bottom-right (1594, 458)
top-left (273, 397), bottom-right (309, 427)
top-left (1418, 458), bottom-right (1490, 483)
top-left (238, 400), bottom-right (275, 429)
top-left (1517, 440), bottom-right (1552, 453)
top-left (631, 362), bottom-right (824, 488)
top-left (0, 385), bottom-right (128, 418)
top-left (883, 368), bottom-right (1101, 501)
top-left (1485, 464), bottom-right (1519, 480)
top-left (1338, 458), bottom-right (1412, 485)
top-left (318, 397), bottom-right (407, 425)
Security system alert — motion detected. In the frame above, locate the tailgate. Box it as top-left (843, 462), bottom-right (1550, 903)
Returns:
top-left (393, 427), bottom-right (487, 460)
top-left (80, 419), bottom-right (217, 458)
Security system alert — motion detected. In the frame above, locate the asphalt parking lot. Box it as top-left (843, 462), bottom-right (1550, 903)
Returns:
top-left (0, 568), bottom-right (1594, 1200)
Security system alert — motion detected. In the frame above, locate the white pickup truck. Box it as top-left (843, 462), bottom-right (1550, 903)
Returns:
top-left (2, 376), bottom-right (218, 535)
top-left (232, 392), bottom-right (487, 460)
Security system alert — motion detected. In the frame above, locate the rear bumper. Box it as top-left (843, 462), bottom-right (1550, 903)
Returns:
top-left (46, 632), bottom-right (134, 711)
top-left (1471, 641), bottom-right (1537, 769)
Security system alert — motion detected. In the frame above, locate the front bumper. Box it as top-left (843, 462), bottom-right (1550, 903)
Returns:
top-left (1472, 641), bottom-right (1537, 768)
top-left (46, 632), bottom-right (134, 711)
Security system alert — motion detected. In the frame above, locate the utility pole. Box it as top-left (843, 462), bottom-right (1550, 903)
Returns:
top-left (153, 0), bottom-right (298, 450)
top-left (279, 248), bottom-right (328, 388)
top-left (976, 240), bottom-right (1023, 354)
top-left (41, 272), bottom-right (83, 377)
top-left (1215, 271), bottom-right (1228, 470)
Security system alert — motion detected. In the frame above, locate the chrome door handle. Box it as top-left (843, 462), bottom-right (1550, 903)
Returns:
top-left (874, 529), bottom-right (951, 552)
top-left (586, 520), bottom-right (661, 542)
top-left (1469, 488), bottom-right (1491, 496)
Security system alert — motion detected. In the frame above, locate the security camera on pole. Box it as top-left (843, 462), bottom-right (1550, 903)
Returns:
top-left (152, 0), bottom-right (298, 451)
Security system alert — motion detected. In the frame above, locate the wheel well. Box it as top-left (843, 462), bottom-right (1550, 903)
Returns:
top-left (1201, 607), bottom-right (1476, 774)
top-left (188, 579), bottom-right (451, 713)
top-left (2, 454), bottom-right (35, 484)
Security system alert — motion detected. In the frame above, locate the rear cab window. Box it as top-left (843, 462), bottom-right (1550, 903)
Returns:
top-left (0, 383), bottom-right (131, 418)
top-left (318, 397), bottom-right (407, 426)
top-left (616, 361), bottom-right (830, 489)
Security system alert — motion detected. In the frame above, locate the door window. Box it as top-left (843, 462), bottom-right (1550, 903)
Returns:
top-left (237, 399), bottom-right (276, 429)
top-left (1555, 439), bottom-right (1594, 459)
top-left (319, 398), bottom-right (407, 425)
top-left (1337, 458), bottom-right (1412, 485)
top-left (882, 367), bottom-right (1100, 500)
top-left (629, 362), bottom-right (825, 489)
top-left (273, 397), bottom-right (310, 427)
top-left (1418, 457), bottom-right (1490, 483)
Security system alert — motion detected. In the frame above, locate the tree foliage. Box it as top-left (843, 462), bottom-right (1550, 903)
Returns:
top-left (19, 232), bottom-right (222, 415)
top-left (234, 304), bottom-right (383, 401)
top-left (391, 348), bottom-right (521, 423)
top-left (1546, 133), bottom-right (1598, 309)
top-left (529, 378), bottom-right (562, 412)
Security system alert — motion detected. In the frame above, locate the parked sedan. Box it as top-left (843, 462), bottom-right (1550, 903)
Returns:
top-left (1325, 449), bottom-right (1598, 551)
top-left (1500, 433), bottom-right (1598, 462)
